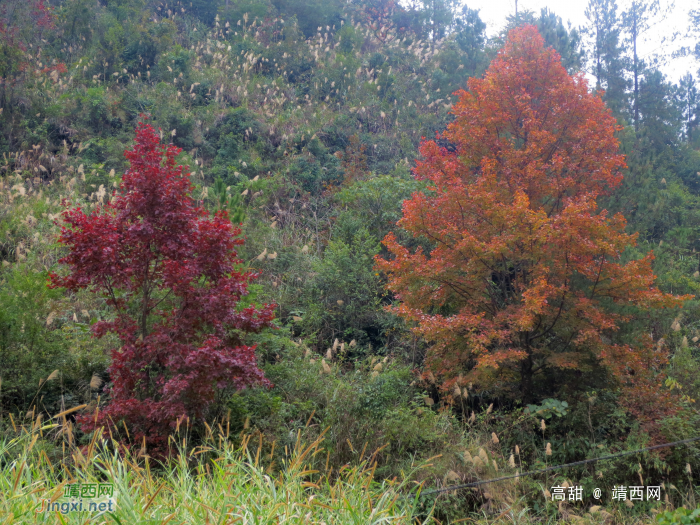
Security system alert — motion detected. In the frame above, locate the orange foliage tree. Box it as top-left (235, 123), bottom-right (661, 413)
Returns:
top-left (376, 26), bottom-right (691, 428)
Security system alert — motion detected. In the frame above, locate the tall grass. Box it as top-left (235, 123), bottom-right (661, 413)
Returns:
top-left (0, 416), bottom-right (432, 524)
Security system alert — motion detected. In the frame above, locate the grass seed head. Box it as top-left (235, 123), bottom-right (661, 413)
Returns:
top-left (90, 374), bottom-right (102, 389)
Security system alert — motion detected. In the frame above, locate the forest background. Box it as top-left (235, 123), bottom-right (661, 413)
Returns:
top-left (2, 0), bottom-right (700, 523)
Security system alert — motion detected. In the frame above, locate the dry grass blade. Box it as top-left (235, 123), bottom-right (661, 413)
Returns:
top-left (144, 481), bottom-right (166, 512)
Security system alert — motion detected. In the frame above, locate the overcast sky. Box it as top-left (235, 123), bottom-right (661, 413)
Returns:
top-left (457, 0), bottom-right (698, 83)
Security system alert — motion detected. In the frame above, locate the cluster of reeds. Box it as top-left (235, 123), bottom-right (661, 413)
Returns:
top-left (0, 411), bottom-right (432, 524)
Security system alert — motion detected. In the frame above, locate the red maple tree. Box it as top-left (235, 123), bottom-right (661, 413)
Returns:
top-left (376, 26), bottom-right (690, 432)
top-left (49, 121), bottom-right (276, 455)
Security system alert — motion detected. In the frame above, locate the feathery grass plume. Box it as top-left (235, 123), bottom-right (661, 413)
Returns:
top-left (46, 311), bottom-right (56, 326)
top-left (672, 319), bottom-right (681, 331)
top-left (309, 358), bottom-right (316, 364)
top-left (336, 300), bottom-right (343, 305)
top-left (469, 411), bottom-right (476, 424)
top-left (541, 419), bottom-right (546, 432)
top-left (47, 370), bottom-right (59, 381)
top-left (472, 456), bottom-right (483, 469)
top-left (373, 363), bottom-right (382, 372)
top-left (256, 248), bottom-right (267, 260)
top-left (90, 375), bottom-right (103, 389)
top-left (267, 251), bottom-right (277, 259)
top-left (321, 359), bottom-right (331, 374)
top-left (326, 348), bottom-right (332, 360)
top-left (508, 454), bottom-right (515, 468)
top-left (682, 336), bottom-right (689, 348)
top-left (304, 348), bottom-right (312, 358)
top-left (349, 339), bottom-right (356, 347)
top-left (515, 445), bottom-right (520, 455)
top-left (545, 442), bottom-right (552, 456)
top-left (371, 371), bottom-right (379, 378)
top-left (486, 403), bottom-right (493, 414)
top-left (491, 432), bottom-right (499, 445)
top-left (453, 385), bottom-right (461, 398)
top-left (332, 338), bottom-right (339, 352)
top-left (445, 470), bottom-right (460, 483)
top-left (687, 463), bottom-right (692, 474)
top-left (464, 450), bottom-right (473, 462)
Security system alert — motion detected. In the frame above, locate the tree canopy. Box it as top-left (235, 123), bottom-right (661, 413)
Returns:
top-left (377, 26), bottom-right (691, 436)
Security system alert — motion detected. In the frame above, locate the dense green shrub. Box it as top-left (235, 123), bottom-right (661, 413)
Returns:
top-left (296, 228), bottom-right (389, 347)
top-left (0, 268), bottom-right (70, 413)
top-left (657, 508), bottom-right (700, 525)
top-left (227, 330), bottom-right (458, 478)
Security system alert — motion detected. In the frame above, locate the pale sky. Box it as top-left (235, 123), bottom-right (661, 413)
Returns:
top-left (460, 0), bottom-right (698, 82)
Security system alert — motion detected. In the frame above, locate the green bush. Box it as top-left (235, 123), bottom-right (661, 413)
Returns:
top-left (227, 329), bottom-right (459, 478)
top-left (297, 228), bottom-right (389, 348)
top-left (0, 268), bottom-right (71, 413)
top-left (335, 172), bottom-right (425, 244)
top-left (657, 508), bottom-right (700, 525)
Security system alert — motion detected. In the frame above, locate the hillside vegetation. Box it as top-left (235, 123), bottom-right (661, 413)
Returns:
top-left (2, 0), bottom-right (700, 523)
